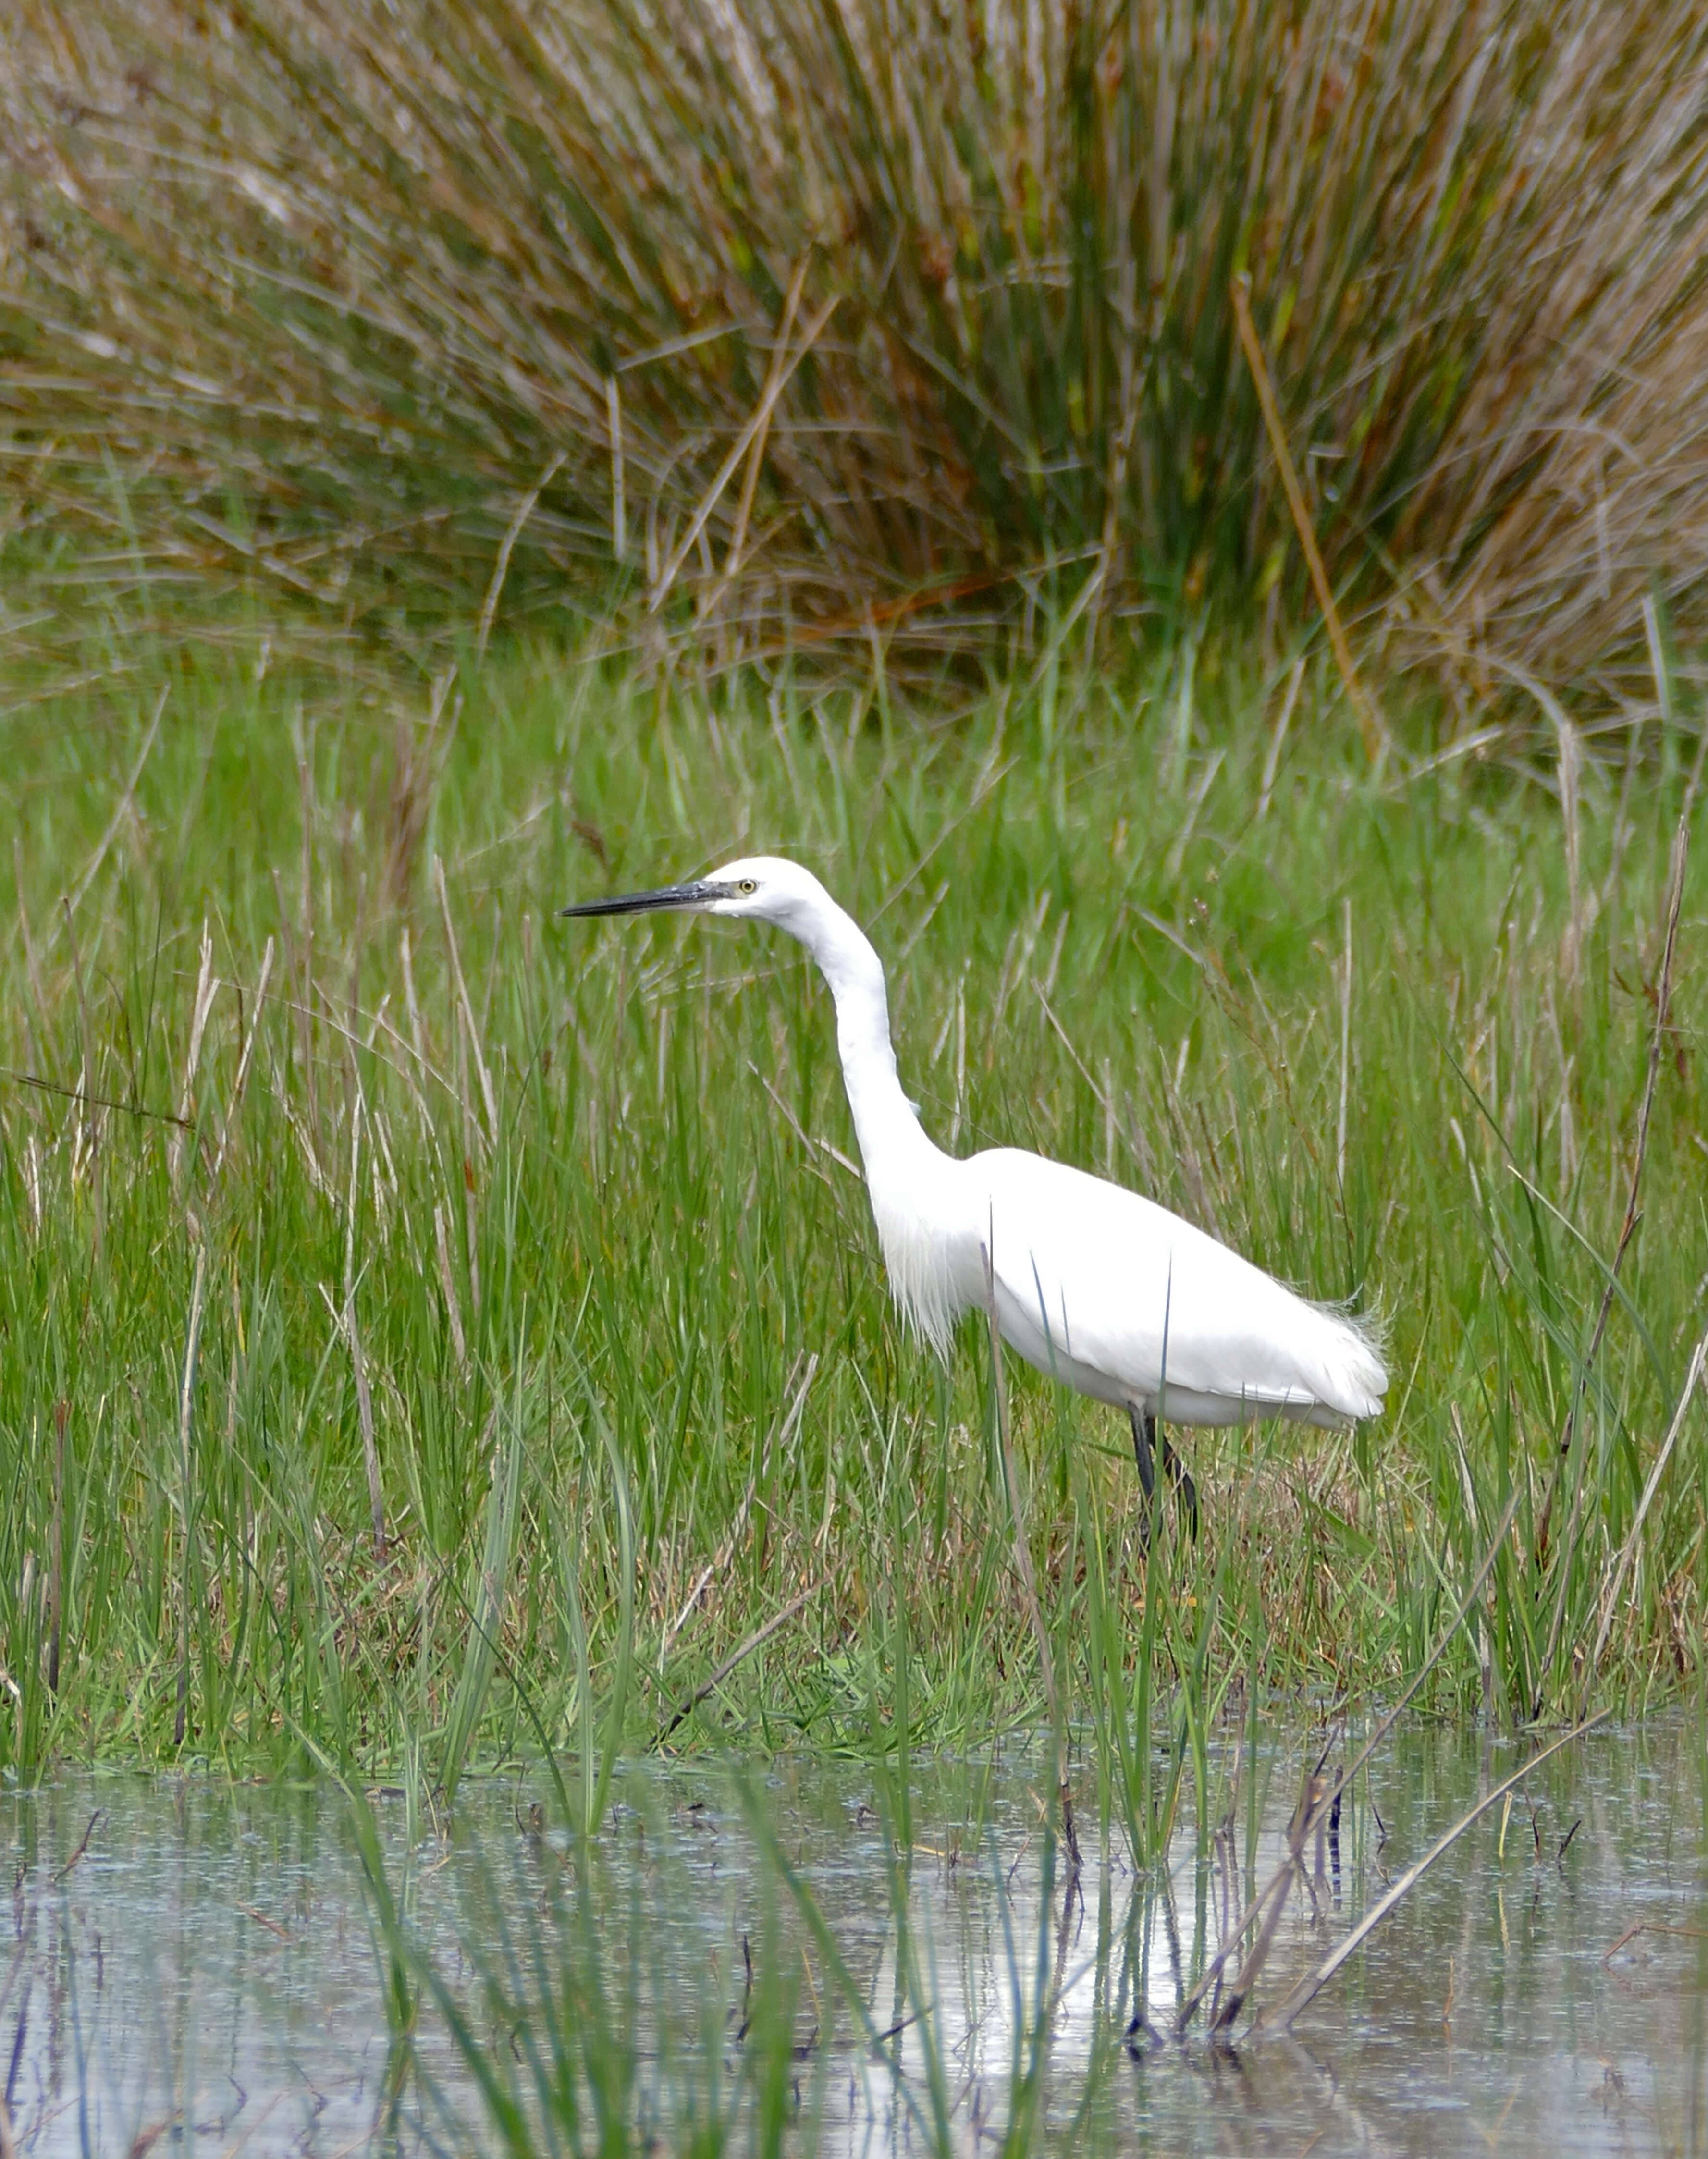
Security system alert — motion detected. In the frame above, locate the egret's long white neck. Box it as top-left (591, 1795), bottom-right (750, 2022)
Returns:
top-left (751, 870), bottom-right (968, 1354)
top-left (789, 892), bottom-right (943, 1187)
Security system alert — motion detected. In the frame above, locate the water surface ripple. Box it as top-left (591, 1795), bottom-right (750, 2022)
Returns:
top-left (2, 1719), bottom-right (1705, 2155)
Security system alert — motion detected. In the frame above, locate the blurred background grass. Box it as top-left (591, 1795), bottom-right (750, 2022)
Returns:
top-left (5, 0), bottom-right (1708, 715)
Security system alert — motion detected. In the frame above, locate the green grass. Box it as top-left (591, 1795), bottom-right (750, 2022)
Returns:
top-left (0, 633), bottom-right (1703, 1816)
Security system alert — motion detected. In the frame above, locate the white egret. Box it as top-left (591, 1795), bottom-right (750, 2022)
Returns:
top-left (561, 856), bottom-right (1385, 1517)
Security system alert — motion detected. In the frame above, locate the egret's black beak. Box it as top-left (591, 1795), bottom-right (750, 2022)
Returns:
top-left (558, 880), bottom-right (727, 920)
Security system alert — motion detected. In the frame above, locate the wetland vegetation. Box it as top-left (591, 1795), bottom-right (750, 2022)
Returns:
top-left (4, 0), bottom-right (1708, 2141)
top-left (0, 645), bottom-right (1701, 1803)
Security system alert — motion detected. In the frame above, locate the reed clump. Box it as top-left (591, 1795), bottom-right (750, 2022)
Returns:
top-left (5, 0), bottom-right (1708, 699)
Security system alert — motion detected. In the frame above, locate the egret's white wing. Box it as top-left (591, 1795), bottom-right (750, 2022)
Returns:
top-left (973, 1148), bottom-right (1384, 1424)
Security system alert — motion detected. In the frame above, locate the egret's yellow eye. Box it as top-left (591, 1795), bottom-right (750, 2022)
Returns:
top-left (738, 878), bottom-right (758, 894)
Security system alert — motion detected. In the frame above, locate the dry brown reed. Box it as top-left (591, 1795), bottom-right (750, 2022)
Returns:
top-left (4, 0), bottom-right (1708, 708)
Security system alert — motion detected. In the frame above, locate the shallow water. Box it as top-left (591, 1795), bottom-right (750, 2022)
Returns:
top-left (2, 1719), bottom-right (1706, 2155)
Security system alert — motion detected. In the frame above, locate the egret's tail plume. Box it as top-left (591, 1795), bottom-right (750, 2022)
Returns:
top-left (1307, 1302), bottom-right (1388, 1423)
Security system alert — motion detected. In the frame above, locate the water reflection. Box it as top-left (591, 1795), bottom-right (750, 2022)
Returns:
top-left (1, 1719), bottom-right (1704, 2154)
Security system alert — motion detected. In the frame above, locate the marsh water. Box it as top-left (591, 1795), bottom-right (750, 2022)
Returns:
top-left (2, 1720), bottom-right (1705, 2156)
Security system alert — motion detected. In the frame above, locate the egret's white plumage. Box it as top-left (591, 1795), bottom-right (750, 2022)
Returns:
top-left (561, 855), bottom-right (1385, 1460)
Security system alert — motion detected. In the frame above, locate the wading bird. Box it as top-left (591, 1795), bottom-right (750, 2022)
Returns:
top-left (561, 857), bottom-right (1385, 1520)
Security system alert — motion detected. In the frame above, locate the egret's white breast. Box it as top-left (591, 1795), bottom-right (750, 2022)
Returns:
top-left (866, 1153), bottom-right (982, 1358)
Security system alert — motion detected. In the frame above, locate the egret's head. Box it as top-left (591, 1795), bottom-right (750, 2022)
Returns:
top-left (559, 854), bottom-right (830, 932)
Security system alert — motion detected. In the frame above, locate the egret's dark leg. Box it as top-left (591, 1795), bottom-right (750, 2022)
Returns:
top-left (1159, 1432), bottom-right (1200, 1540)
top-left (1128, 1407), bottom-right (1199, 1540)
top-left (1128, 1405), bottom-right (1157, 1503)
